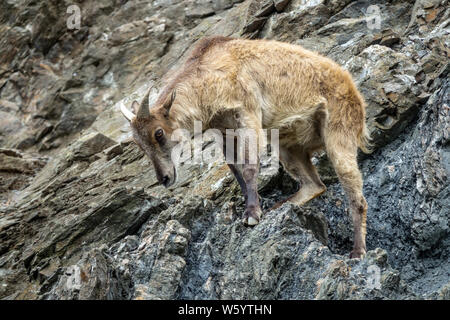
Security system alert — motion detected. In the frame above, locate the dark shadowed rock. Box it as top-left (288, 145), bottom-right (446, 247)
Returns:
top-left (0, 0), bottom-right (448, 300)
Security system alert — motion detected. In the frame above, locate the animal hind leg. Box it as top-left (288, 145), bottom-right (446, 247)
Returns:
top-left (325, 134), bottom-right (367, 259)
top-left (272, 146), bottom-right (326, 209)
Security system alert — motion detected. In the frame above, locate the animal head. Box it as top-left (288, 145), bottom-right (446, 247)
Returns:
top-left (120, 88), bottom-right (178, 187)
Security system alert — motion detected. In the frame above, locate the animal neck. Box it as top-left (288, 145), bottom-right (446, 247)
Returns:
top-left (169, 92), bottom-right (209, 134)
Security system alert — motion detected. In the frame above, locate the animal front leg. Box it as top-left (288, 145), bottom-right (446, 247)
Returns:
top-left (223, 137), bottom-right (248, 201)
top-left (237, 124), bottom-right (263, 226)
top-left (227, 163), bottom-right (247, 201)
top-left (226, 111), bottom-right (264, 226)
top-left (225, 138), bottom-right (262, 226)
top-left (242, 162), bottom-right (262, 226)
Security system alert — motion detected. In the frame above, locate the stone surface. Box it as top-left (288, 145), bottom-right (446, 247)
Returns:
top-left (0, 0), bottom-right (448, 300)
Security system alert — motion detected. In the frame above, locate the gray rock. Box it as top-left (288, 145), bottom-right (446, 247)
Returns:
top-left (70, 132), bottom-right (116, 161)
top-left (0, 0), bottom-right (448, 300)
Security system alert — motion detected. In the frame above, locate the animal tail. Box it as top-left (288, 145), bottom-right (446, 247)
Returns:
top-left (349, 81), bottom-right (372, 154)
top-left (358, 121), bottom-right (372, 154)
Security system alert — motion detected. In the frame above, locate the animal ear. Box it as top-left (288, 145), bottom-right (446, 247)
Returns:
top-left (131, 101), bottom-right (139, 114)
top-left (120, 102), bottom-right (136, 122)
top-left (163, 90), bottom-right (176, 116)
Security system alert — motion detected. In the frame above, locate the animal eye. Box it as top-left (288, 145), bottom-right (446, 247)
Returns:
top-left (155, 129), bottom-right (164, 140)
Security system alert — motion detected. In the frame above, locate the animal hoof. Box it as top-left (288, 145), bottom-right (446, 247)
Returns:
top-left (349, 249), bottom-right (366, 259)
top-left (247, 216), bottom-right (259, 226)
top-left (242, 207), bottom-right (262, 227)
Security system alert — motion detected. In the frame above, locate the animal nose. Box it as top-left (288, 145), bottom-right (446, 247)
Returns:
top-left (162, 175), bottom-right (170, 187)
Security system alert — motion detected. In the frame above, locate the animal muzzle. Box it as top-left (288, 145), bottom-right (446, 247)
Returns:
top-left (157, 165), bottom-right (176, 188)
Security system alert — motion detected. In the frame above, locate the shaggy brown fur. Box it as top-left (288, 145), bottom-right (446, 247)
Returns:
top-left (121, 36), bottom-right (370, 258)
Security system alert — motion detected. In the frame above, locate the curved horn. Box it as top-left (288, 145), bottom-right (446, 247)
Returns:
top-left (137, 87), bottom-right (152, 119)
top-left (120, 102), bottom-right (135, 122)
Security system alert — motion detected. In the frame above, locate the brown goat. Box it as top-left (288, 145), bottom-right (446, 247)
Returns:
top-left (120, 36), bottom-right (370, 258)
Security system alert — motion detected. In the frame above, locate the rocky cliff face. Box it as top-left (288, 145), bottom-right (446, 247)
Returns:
top-left (0, 0), bottom-right (448, 300)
